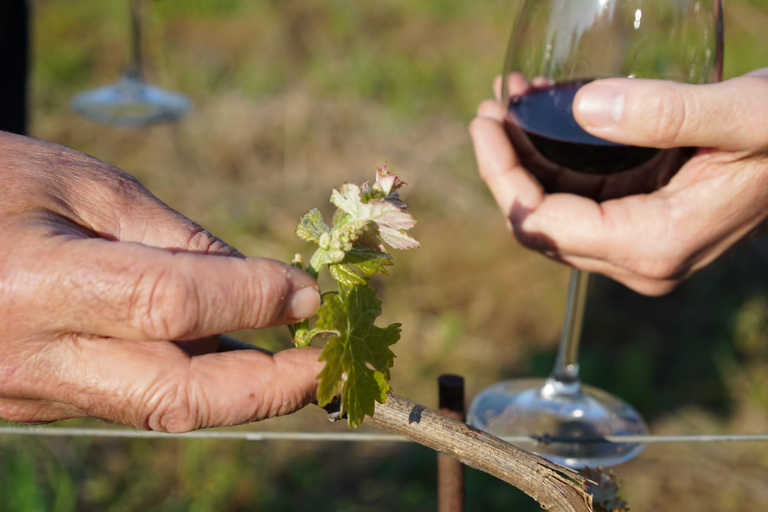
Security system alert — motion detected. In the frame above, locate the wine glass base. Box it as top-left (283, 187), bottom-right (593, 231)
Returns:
top-left (70, 74), bottom-right (191, 128)
top-left (468, 378), bottom-right (648, 469)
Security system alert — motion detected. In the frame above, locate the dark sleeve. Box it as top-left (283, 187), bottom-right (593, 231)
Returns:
top-left (0, 0), bottom-right (29, 135)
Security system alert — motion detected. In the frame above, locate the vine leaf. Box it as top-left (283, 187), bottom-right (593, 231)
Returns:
top-left (329, 164), bottom-right (419, 253)
top-left (314, 285), bottom-right (400, 428)
top-left (344, 246), bottom-right (392, 276)
top-left (581, 467), bottom-right (629, 512)
top-left (331, 184), bottom-right (419, 251)
top-left (329, 263), bottom-right (368, 287)
top-left (296, 208), bottom-right (330, 243)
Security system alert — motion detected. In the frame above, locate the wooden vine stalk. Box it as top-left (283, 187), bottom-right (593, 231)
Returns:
top-left (219, 339), bottom-right (593, 511)
top-left (328, 392), bottom-right (593, 512)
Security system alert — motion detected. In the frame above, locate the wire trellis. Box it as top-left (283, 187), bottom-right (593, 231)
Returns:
top-left (1, 426), bottom-right (767, 444)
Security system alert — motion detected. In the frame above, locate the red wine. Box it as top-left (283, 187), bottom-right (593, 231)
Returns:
top-left (508, 81), bottom-right (660, 174)
top-left (505, 80), bottom-right (693, 199)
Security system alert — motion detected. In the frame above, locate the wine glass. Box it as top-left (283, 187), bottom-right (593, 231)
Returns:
top-left (70, 0), bottom-right (190, 128)
top-left (468, 0), bottom-right (723, 469)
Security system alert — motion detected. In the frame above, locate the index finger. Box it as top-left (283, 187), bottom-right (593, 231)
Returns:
top-left (574, 74), bottom-right (768, 152)
top-left (470, 99), bottom-right (546, 222)
top-left (20, 236), bottom-right (320, 341)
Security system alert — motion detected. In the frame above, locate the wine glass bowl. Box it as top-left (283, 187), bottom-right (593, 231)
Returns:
top-left (71, 71), bottom-right (190, 128)
top-left (469, 0), bottom-right (722, 469)
top-left (501, 0), bottom-right (722, 200)
top-left (70, 0), bottom-right (190, 128)
top-left (470, 379), bottom-right (648, 469)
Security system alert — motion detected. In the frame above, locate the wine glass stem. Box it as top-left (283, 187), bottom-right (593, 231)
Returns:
top-left (549, 268), bottom-right (590, 394)
top-left (127, 0), bottom-right (145, 80)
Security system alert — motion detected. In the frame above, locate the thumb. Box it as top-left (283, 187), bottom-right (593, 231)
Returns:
top-left (573, 70), bottom-right (768, 152)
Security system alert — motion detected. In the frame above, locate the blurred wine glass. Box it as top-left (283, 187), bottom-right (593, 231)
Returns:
top-left (71, 0), bottom-right (190, 127)
top-left (468, 0), bottom-right (723, 469)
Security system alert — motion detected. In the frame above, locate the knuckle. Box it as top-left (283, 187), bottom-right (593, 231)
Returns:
top-left (624, 247), bottom-right (690, 283)
top-left (132, 264), bottom-right (200, 340)
top-left (185, 226), bottom-right (238, 256)
top-left (731, 76), bottom-right (768, 146)
top-left (264, 392), bottom-right (298, 419)
top-left (251, 381), bottom-right (299, 420)
top-left (142, 378), bottom-right (202, 433)
top-left (78, 162), bottom-right (148, 209)
top-left (251, 274), bottom-right (289, 327)
top-left (628, 258), bottom-right (680, 282)
top-left (110, 169), bottom-right (146, 203)
top-left (146, 402), bottom-right (197, 433)
top-left (647, 86), bottom-right (688, 145)
top-left (636, 217), bottom-right (693, 282)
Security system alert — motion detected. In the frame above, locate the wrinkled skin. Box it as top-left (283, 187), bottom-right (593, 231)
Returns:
top-left (0, 131), bottom-right (322, 431)
top-left (471, 68), bottom-right (768, 296)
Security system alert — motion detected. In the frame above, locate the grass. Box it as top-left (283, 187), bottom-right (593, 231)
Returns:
top-left (4, 0), bottom-right (768, 510)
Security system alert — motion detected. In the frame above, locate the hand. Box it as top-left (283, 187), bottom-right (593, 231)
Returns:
top-left (0, 131), bottom-right (322, 431)
top-left (470, 69), bottom-right (768, 295)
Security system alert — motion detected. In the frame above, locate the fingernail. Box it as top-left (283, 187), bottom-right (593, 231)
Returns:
top-left (286, 286), bottom-right (321, 320)
top-left (576, 86), bottom-right (625, 128)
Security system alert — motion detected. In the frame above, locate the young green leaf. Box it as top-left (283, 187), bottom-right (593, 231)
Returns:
top-left (314, 285), bottom-right (400, 428)
top-left (296, 208), bottom-right (330, 243)
top-left (329, 262), bottom-right (368, 287)
top-left (344, 246), bottom-right (392, 276)
top-left (331, 184), bottom-right (419, 251)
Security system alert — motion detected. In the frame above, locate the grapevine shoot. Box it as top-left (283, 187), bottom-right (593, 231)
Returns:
top-left (290, 165), bottom-right (418, 428)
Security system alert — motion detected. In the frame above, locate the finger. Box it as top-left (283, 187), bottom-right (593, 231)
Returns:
top-left (548, 252), bottom-right (685, 296)
top-left (31, 237), bottom-right (320, 341)
top-left (516, 188), bottom-right (691, 270)
top-left (573, 74), bottom-right (768, 152)
top-left (62, 164), bottom-right (242, 256)
top-left (476, 98), bottom-right (506, 121)
top-left (5, 336), bottom-right (324, 431)
top-left (507, 191), bottom-right (614, 255)
top-left (471, 99), bottom-right (615, 254)
top-left (527, 163), bottom-right (768, 292)
top-left (112, 201), bottom-right (243, 257)
top-left (746, 68), bottom-right (768, 78)
top-left (497, 73), bottom-right (530, 99)
top-left (470, 107), bottom-right (545, 218)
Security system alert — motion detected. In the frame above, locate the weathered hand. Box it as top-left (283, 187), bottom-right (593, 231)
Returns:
top-left (471, 69), bottom-right (768, 295)
top-left (0, 131), bottom-right (322, 431)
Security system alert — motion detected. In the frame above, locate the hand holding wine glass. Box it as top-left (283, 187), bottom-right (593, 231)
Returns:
top-left (468, 0), bottom-right (726, 469)
top-left (471, 68), bottom-right (768, 296)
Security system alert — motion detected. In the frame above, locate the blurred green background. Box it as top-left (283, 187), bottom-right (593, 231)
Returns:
top-left (2, 0), bottom-right (768, 510)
